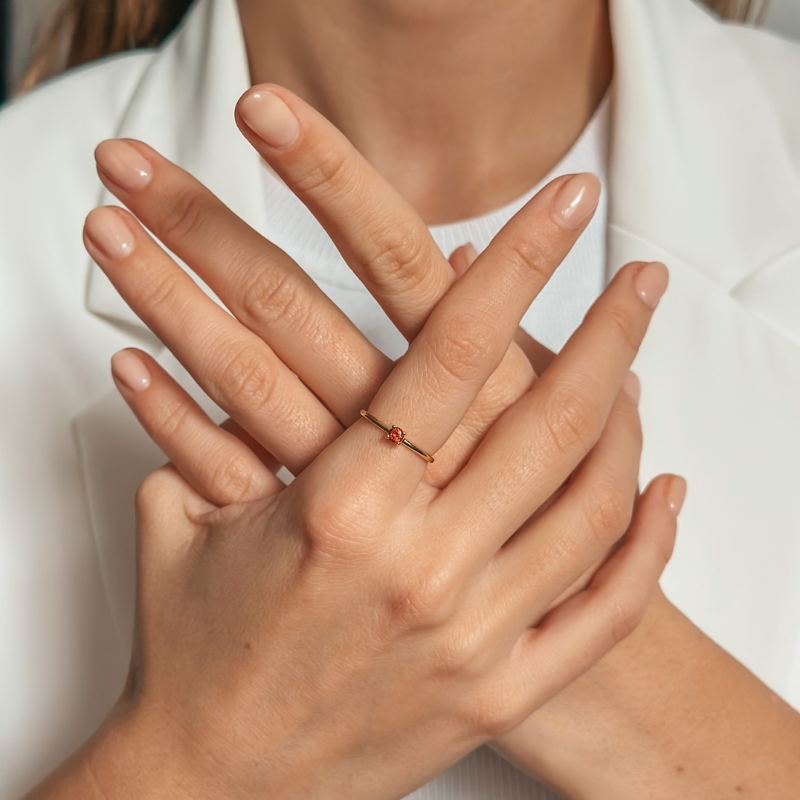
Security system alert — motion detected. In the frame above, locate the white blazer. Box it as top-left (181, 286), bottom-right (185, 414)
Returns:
top-left (1, 0), bottom-right (799, 796)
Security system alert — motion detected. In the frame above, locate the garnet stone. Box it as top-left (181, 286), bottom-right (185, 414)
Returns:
top-left (387, 426), bottom-right (405, 445)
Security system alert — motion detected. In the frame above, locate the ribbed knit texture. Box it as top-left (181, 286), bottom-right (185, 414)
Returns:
top-left (260, 93), bottom-right (610, 800)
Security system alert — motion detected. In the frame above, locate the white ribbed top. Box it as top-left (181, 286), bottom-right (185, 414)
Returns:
top-left (259, 92), bottom-right (611, 800)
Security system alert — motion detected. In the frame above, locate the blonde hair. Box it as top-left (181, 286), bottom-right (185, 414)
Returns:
top-left (19, 0), bottom-right (770, 94)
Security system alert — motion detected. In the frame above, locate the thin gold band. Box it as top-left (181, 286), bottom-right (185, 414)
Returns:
top-left (359, 409), bottom-right (435, 463)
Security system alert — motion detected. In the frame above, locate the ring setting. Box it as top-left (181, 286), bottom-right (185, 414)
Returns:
top-left (359, 410), bottom-right (434, 463)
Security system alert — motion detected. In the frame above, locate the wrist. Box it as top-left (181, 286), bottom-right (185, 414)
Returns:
top-left (27, 700), bottom-right (236, 800)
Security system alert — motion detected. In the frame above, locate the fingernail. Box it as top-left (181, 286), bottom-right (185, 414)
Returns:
top-left (452, 242), bottom-right (478, 277)
top-left (551, 173), bottom-right (601, 230)
top-left (239, 90), bottom-right (300, 149)
top-left (84, 207), bottom-right (136, 260)
top-left (665, 475), bottom-right (687, 517)
top-left (111, 350), bottom-right (151, 393)
top-left (622, 371), bottom-right (641, 404)
top-left (634, 262), bottom-right (669, 309)
top-left (95, 139), bottom-right (152, 191)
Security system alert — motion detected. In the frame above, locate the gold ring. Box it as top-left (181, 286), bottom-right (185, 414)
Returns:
top-left (359, 410), bottom-right (434, 463)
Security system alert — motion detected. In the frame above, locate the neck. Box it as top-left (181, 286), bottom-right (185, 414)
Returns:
top-left (236, 0), bottom-right (613, 224)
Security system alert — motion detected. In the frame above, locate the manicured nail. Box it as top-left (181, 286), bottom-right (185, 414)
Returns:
top-left (239, 90), bottom-right (300, 149)
top-left (665, 475), bottom-right (687, 516)
top-left (551, 173), bottom-right (601, 230)
top-left (622, 371), bottom-right (641, 404)
top-left (111, 350), bottom-right (151, 393)
top-left (634, 262), bottom-right (669, 309)
top-left (451, 242), bottom-right (478, 277)
top-left (95, 139), bottom-right (152, 191)
top-left (84, 207), bottom-right (136, 260)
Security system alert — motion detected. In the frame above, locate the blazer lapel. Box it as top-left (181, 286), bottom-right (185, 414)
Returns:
top-left (608, 0), bottom-right (800, 702)
top-left (84, 0), bottom-right (267, 335)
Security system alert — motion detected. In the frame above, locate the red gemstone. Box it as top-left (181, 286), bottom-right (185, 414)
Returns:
top-left (387, 426), bottom-right (405, 445)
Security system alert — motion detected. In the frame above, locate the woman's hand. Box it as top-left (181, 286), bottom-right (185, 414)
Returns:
top-left (68, 84), bottom-right (684, 796)
top-left (87, 85), bottom-right (604, 498)
top-left (76, 160), bottom-right (675, 799)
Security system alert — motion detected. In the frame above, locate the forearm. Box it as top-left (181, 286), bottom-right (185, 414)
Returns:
top-left (494, 591), bottom-right (800, 799)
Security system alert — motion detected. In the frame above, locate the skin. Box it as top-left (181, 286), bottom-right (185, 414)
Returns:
top-left (235, 0), bottom-right (614, 222)
top-left (30, 0), bottom-right (800, 797)
top-left (32, 98), bottom-right (679, 798)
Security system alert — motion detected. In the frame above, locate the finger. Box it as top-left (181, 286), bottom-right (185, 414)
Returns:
top-left (94, 139), bottom-right (390, 424)
top-left (449, 242), bottom-right (478, 278)
top-left (83, 205), bottom-right (342, 474)
top-left (484, 382), bottom-right (643, 637)
top-left (317, 173), bottom-right (602, 503)
top-left (111, 348), bottom-right (282, 505)
top-left (440, 260), bottom-right (668, 541)
top-left (513, 327), bottom-right (555, 376)
top-left (499, 474), bottom-right (684, 717)
top-left (236, 84), bottom-right (454, 338)
top-left (219, 419), bottom-right (282, 476)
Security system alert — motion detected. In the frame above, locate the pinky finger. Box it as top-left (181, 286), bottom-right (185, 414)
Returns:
top-left (506, 473), bottom-right (686, 711)
top-left (111, 348), bottom-right (282, 506)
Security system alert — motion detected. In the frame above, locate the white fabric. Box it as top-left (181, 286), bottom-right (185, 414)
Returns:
top-left (1, 0), bottom-right (800, 797)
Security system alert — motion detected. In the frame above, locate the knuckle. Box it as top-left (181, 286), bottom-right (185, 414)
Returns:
top-left (603, 304), bottom-right (640, 356)
top-left (302, 491), bottom-right (372, 556)
top-left (386, 567), bottom-right (456, 631)
top-left (367, 225), bottom-right (431, 294)
top-left (159, 190), bottom-right (206, 241)
top-left (239, 266), bottom-right (308, 329)
top-left (138, 269), bottom-right (184, 313)
top-left (216, 346), bottom-right (276, 414)
top-left (151, 394), bottom-right (192, 440)
top-left (208, 454), bottom-right (259, 503)
top-left (429, 625), bottom-right (486, 677)
top-left (541, 384), bottom-right (596, 456)
top-left (503, 236), bottom-right (552, 284)
top-left (606, 592), bottom-right (644, 644)
top-left (460, 687), bottom-right (520, 739)
top-left (293, 143), bottom-right (354, 198)
top-left (425, 312), bottom-right (494, 386)
top-left (582, 479), bottom-right (632, 547)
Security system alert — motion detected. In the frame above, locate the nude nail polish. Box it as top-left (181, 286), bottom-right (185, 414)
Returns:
top-left (111, 350), bottom-right (151, 392)
top-left (551, 173), bottom-right (601, 230)
top-left (623, 371), bottom-right (641, 404)
top-left (95, 140), bottom-right (152, 191)
top-left (634, 262), bottom-right (670, 309)
top-left (84, 207), bottom-right (136, 260)
top-left (239, 91), bottom-right (300, 149)
top-left (665, 475), bottom-right (687, 516)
